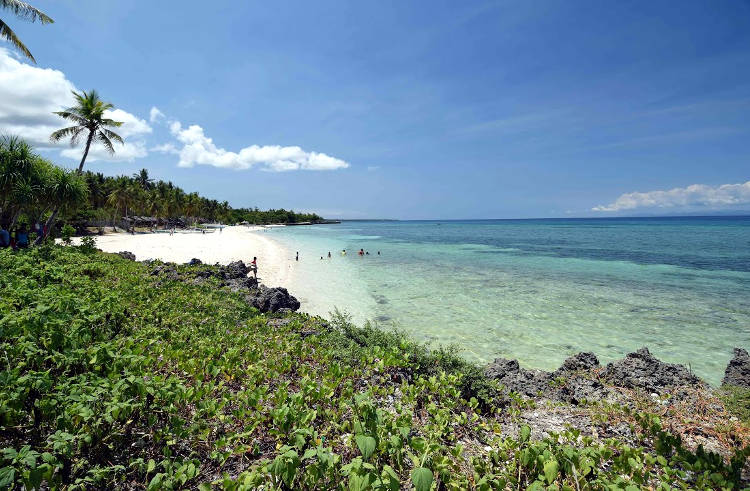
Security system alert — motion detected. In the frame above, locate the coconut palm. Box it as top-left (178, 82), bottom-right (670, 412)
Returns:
top-left (50, 90), bottom-right (124, 174)
top-left (133, 168), bottom-right (153, 190)
top-left (0, 0), bottom-right (53, 63)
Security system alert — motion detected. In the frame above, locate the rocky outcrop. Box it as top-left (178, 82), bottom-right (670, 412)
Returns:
top-left (245, 286), bottom-right (301, 313)
top-left (187, 258), bottom-right (202, 265)
top-left (219, 260), bottom-right (250, 280)
top-left (600, 347), bottom-right (702, 393)
top-left (554, 352), bottom-right (599, 375)
top-left (484, 354), bottom-right (612, 404)
top-left (150, 263), bottom-right (179, 281)
top-left (118, 251), bottom-right (136, 261)
top-left (722, 348), bottom-right (750, 388)
top-left (485, 348), bottom-right (709, 403)
top-left (149, 259), bottom-right (300, 312)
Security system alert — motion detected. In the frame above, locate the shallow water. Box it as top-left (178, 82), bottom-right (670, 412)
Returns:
top-left (268, 217), bottom-right (750, 385)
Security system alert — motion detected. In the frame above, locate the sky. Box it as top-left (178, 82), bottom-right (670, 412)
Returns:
top-left (1, 0), bottom-right (750, 219)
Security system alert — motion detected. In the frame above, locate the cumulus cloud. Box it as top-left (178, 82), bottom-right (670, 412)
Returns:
top-left (164, 120), bottom-right (350, 172)
top-left (593, 181), bottom-right (750, 212)
top-left (0, 48), bottom-right (151, 162)
top-left (149, 106), bottom-right (165, 123)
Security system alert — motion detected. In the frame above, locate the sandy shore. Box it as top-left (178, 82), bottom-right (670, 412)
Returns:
top-left (71, 226), bottom-right (295, 287)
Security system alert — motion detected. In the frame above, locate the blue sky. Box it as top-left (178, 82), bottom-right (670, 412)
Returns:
top-left (3, 0), bottom-right (750, 218)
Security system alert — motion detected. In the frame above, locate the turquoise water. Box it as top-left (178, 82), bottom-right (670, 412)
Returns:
top-left (267, 217), bottom-right (750, 385)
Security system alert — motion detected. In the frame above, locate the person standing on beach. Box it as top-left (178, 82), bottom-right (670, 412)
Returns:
top-left (0, 227), bottom-right (9, 248)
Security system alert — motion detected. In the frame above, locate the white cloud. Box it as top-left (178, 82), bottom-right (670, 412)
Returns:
top-left (593, 181), bottom-right (750, 212)
top-left (149, 106), bottom-right (165, 123)
top-left (166, 120), bottom-right (350, 172)
top-left (0, 48), bottom-right (151, 163)
top-left (151, 142), bottom-right (179, 154)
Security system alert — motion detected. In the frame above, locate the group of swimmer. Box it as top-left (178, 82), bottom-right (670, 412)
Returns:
top-left (290, 249), bottom-right (382, 261)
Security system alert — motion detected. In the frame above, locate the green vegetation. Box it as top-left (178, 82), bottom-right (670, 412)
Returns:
top-left (1, 137), bottom-right (324, 239)
top-left (720, 386), bottom-right (750, 425)
top-left (50, 90), bottom-right (124, 175)
top-left (0, 136), bottom-right (87, 238)
top-left (76, 168), bottom-right (322, 227)
top-left (0, 0), bottom-right (53, 63)
top-left (1, 245), bottom-right (748, 489)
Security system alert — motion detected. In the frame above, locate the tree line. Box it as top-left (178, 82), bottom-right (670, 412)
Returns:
top-left (0, 135), bottom-right (323, 242)
top-left (77, 167), bottom-right (323, 226)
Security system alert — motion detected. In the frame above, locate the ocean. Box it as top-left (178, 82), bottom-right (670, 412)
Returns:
top-left (266, 217), bottom-right (750, 385)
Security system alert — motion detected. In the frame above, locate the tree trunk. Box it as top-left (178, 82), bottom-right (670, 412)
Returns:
top-left (35, 207), bottom-right (59, 245)
top-left (77, 131), bottom-right (95, 175)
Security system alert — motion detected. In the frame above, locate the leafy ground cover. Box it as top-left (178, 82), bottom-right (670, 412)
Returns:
top-left (1, 244), bottom-right (748, 489)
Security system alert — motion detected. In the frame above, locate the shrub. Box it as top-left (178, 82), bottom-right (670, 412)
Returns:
top-left (60, 224), bottom-right (75, 245)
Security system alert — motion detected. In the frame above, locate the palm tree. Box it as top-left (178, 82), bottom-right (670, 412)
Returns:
top-left (35, 167), bottom-right (88, 244)
top-left (0, 0), bottom-right (53, 63)
top-left (133, 168), bottom-right (153, 190)
top-left (50, 90), bottom-right (124, 174)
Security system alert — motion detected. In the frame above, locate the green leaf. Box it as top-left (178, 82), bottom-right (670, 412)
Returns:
top-left (146, 459), bottom-right (156, 474)
top-left (411, 467), bottom-right (433, 491)
top-left (0, 467), bottom-right (15, 489)
top-left (543, 459), bottom-right (559, 484)
top-left (355, 435), bottom-right (377, 461)
top-left (520, 425), bottom-right (531, 443)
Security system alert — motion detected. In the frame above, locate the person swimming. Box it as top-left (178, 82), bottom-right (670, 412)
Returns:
top-left (358, 248), bottom-right (364, 256)
top-left (341, 249), bottom-right (346, 256)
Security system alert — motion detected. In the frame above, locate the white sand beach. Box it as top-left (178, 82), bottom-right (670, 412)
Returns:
top-left (71, 226), bottom-right (295, 287)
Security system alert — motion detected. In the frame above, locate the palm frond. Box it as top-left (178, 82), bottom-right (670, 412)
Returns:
top-left (52, 111), bottom-right (88, 125)
top-left (100, 118), bottom-right (124, 128)
top-left (0, 18), bottom-right (34, 62)
top-left (49, 126), bottom-right (84, 143)
top-left (69, 127), bottom-right (86, 146)
top-left (97, 131), bottom-right (115, 155)
top-left (0, 0), bottom-right (54, 23)
top-left (101, 128), bottom-right (124, 145)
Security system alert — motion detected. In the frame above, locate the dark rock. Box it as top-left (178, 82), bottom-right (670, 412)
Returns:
top-left (722, 348), bottom-right (750, 388)
top-left (223, 276), bottom-right (259, 292)
top-left (601, 347), bottom-right (702, 392)
top-left (555, 352), bottom-right (599, 375)
top-left (245, 286), bottom-right (300, 313)
top-left (485, 358), bottom-right (552, 398)
top-left (117, 251), bottom-right (136, 261)
top-left (485, 354), bottom-right (616, 404)
top-left (220, 260), bottom-right (249, 280)
top-left (150, 264), bottom-right (179, 281)
top-left (556, 377), bottom-right (612, 405)
top-left (188, 258), bottom-right (203, 265)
